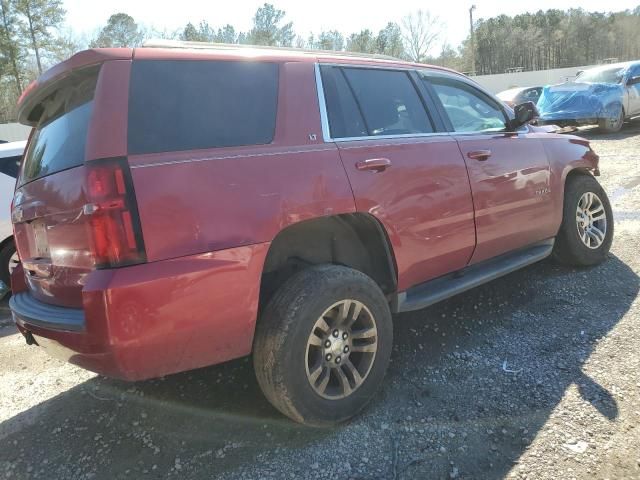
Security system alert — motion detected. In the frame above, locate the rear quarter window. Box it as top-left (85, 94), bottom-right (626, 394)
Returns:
top-left (128, 60), bottom-right (279, 155)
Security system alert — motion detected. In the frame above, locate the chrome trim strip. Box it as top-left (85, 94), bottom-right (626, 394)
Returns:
top-left (314, 63), bottom-right (332, 142)
top-left (339, 137), bottom-right (455, 150)
top-left (314, 62), bottom-right (525, 141)
top-left (130, 147), bottom-right (337, 169)
top-left (334, 132), bottom-right (451, 143)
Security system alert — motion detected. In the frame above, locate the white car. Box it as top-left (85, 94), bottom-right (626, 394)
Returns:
top-left (0, 140), bottom-right (26, 290)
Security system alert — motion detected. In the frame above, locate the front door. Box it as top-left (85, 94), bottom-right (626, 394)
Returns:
top-left (625, 64), bottom-right (640, 116)
top-left (423, 73), bottom-right (555, 264)
top-left (318, 65), bottom-right (477, 291)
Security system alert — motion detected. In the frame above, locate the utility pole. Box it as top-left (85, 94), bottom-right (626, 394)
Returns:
top-left (469, 4), bottom-right (476, 75)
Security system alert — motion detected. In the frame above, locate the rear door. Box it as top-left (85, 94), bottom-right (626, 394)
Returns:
top-left (422, 72), bottom-right (554, 264)
top-left (318, 65), bottom-right (476, 291)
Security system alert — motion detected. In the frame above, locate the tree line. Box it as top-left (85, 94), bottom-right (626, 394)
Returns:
top-left (471, 7), bottom-right (640, 75)
top-left (2, 1), bottom-right (640, 121)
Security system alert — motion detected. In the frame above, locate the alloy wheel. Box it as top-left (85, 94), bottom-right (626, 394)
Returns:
top-left (305, 299), bottom-right (378, 400)
top-left (576, 191), bottom-right (607, 249)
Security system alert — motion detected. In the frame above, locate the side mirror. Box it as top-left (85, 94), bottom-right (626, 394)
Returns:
top-left (509, 101), bottom-right (538, 130)
top-left (627, 75), bottom-right (640, 86)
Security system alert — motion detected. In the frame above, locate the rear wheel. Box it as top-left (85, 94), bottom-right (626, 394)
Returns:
top-left (253, 265), bottom-right (393, 426)
top-left (553, 174), bottom-right (613, 266)
top-left (0, 240), bottom-right (18, 289)
top-left (598, 105), bottom-right (624, 133)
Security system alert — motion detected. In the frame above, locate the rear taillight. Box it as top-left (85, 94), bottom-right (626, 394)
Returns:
top-left (84, 158), bottom-right (146, 269)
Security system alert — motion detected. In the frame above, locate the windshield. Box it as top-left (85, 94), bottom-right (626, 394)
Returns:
top-left (576, 67), bottom-right (625, 84)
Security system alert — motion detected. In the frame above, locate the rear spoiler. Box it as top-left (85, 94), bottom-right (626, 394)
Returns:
top-left (17, 49), bottom-right (133, 126)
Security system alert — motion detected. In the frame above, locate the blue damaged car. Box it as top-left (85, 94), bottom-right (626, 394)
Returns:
top-left (537, 61), bottom-right (640, 132)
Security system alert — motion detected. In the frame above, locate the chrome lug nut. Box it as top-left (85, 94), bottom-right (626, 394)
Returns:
top-left (343, 346), bottom-right (349, 353)
top-left (332, 329), bottom-right (339, 338)
top-left (325, 353), bottom-right (332, 361)
top-left (324, 340), bottom-right (331, 348)
top-left (335, 356), bottom-right (341, 364)
top-left (342, 332), bottom-right (348, 340)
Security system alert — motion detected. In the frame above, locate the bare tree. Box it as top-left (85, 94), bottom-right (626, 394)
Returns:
top-left (401, 10), bottom-right (441, 62)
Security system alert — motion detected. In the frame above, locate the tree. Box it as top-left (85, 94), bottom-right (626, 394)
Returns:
top-left (346, 29), bottom-right (376, 54)
top-left (91, 13), bottom-right (144, 48)
top-left (50, 28), bottom-right (84, 63)
top-left (376, 22), bottom-right (404, 58)
top-left (401, 10), bottom-right (441, 62)
top-left (14, 0), bottom-right (65, 74)
top-left (180, 20), bottom-right (215, 42)
top-left (248, 3), bottom-right (294, 47)
top-left (0, 0), bottom-right (25, 94)
top-left (317, 30), bottom-right (344, 51)
top-left (216, 24), bottom-right (236, 44)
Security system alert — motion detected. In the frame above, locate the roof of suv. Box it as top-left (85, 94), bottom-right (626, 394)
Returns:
top-left (136, 40), bottom-right (454, 73)
top-left (17, 42), bottom-right (462, 125)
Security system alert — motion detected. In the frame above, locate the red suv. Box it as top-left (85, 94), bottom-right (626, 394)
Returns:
top-left (10, 44), bottom-right (612, 425)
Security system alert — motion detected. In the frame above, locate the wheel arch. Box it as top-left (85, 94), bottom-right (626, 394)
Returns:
top-left (259, 213), bottom-right (398, 309)
top-left (0, 235), bottom-right (14, 252)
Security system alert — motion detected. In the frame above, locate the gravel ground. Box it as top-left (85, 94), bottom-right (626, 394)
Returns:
top-left (1, 123), bottom-right (639, 480)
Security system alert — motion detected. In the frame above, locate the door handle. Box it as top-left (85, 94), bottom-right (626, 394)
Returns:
top-left (356, 158), bottom-right (392, 172)
top-left (467, 150), bottom-right (492, 161)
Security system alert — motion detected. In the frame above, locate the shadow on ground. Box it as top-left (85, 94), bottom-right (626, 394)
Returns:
top-left (577, 118), bottom-right (640, 140)
top-left (0, 254), bottom-right (637, 479)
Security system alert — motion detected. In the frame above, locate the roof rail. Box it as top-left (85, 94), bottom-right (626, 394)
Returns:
top-left (142, 39), bottom-right (400, 62)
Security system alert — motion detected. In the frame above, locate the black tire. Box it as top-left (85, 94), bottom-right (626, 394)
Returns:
top-left (253, 265), bottom-right (393, 426)
top-left (553, 174), bottom-right (613, 266)
top-left (0, 239), bottom-right (16, 289)
top-left (598, 105), bottom-right (624, 133)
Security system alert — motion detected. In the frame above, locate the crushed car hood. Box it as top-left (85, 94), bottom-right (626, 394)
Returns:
top-left (537, 81), bottom-right (624, 121)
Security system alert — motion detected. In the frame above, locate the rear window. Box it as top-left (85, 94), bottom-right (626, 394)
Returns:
top-left (128, 60), bottom-right (279, 155)
top-left (19, 66), bottom-right (99, 186)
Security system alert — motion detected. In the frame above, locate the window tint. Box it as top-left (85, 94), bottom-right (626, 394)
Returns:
top-left (19, 66), bottom-right (98, 186)
top-left (428, 77), bottom-right (506, 133)
top-left (128, 60), bottom-right (279, 155)
top-left (320, 66), bottom-right (367, 138)
top-left (0, 155), bottom-right (21, 178)
top-left (340, 68), bottom-right (434, 136)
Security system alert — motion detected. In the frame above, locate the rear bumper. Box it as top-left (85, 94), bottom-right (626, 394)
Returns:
top-left (11, 292), bottom-right (85, 331)
top-left (11, 243), bottom-right (270, 381)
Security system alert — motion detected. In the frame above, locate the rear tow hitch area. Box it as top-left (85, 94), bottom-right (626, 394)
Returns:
top-left (22, 330), bottom-right (38, 346)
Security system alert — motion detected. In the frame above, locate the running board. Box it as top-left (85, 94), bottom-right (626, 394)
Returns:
top-left (395, 239), bottom-right (554, 313)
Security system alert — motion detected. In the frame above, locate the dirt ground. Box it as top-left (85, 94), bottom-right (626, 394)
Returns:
top-left (1, 123), bottom-right (639, 480)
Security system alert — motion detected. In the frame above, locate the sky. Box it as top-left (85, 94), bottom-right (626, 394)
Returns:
top-left (62, 0), bottom-right (640, 54)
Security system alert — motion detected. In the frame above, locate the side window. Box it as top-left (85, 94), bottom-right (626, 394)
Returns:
top-left (628, 64), bottom-right (640, 80)
top-left (128, 60), bottom-right (279, 155)
top-left (428, 77), bottom-right (507, 133)
top-left (0, 155), bottom-right (21, 179)
top-left (341, 68), bottom-right (434, 136)
top-left (320, 66), bottom-right (368, 139)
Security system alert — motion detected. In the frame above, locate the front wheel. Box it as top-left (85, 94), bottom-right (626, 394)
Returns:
top-left (598, 105), bottom-right (624, 133)
top-left (253, 265), bottom-right (393, 426)
top-left (553, 174), bottom-right (613, 266)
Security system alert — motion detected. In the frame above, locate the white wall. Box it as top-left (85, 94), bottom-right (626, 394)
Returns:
top-left (473, 64), bottom-right (597, 94)
top-left (0, 123), bottom-right (31, 142)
